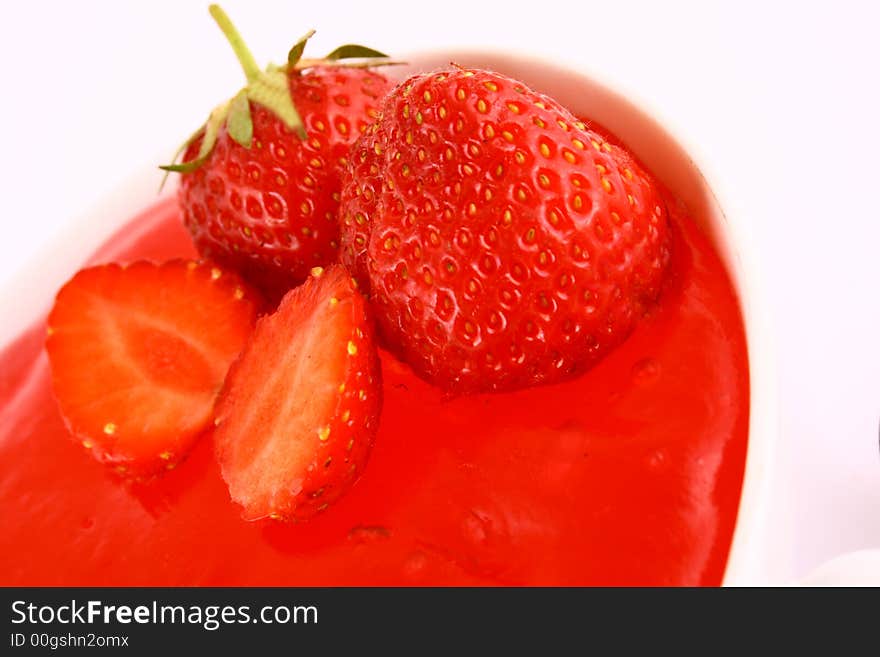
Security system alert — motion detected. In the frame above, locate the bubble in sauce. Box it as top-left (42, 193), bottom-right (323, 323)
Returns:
top-left (648, 448), bottom-right (668, 470)
top-left (347, 525), bottom-right (391, 544)
top-left (631, 357), bottom-right (661, 385)
top-left (403, 550), bottom-right (428, 576)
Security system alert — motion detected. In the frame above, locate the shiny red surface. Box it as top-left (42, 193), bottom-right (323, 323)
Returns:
top-left (0, 194), bottom-right (749, 585)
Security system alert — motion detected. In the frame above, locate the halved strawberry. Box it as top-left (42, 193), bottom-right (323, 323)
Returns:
top-left (214, 264), bottom-right (382, 521)
top-left (46, 260), bottom-right (263, 476)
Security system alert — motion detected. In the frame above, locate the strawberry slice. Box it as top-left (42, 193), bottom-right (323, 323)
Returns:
top-left (46, 260), bottom-right (262, 476)
top-left (214, 264), bottom-right (382, 521)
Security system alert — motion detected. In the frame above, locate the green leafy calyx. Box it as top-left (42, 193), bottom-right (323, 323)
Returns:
top-left (161, 4), bottom-right (398, 175)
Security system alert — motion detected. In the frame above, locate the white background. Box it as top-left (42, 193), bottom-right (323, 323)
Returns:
top-left (1, 0), bottom-right (878, 581)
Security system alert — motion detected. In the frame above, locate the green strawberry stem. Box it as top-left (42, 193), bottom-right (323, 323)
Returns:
top-left (208, 4), bottom-right (305, 141)
top-left (209, 4), bottom-right (260, 82)
top-left (160, 4), bottom-right (399, 179)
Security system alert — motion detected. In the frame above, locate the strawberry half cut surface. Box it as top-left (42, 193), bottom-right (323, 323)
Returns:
top-left (214, 264), bottom-right (382, 521)
top-left (45, 260), bottom-right (263, 476)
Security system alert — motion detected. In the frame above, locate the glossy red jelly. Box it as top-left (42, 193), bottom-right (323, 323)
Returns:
top-left (0, 191), bottom-right (749, 585)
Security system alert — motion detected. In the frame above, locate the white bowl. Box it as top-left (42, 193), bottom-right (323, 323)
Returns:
top-left (0, 51), bottom-right (781, 585)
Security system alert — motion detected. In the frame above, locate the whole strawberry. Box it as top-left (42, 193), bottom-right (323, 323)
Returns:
top-left (164, 5), bottom-right (394, 298)
top-left (339, 67), bottom-right (671, 393)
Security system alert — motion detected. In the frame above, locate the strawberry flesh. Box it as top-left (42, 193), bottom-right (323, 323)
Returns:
top-left (214, 264), bottom-right (382, 521)
top-left (45, 260), bottom-right (263, 475)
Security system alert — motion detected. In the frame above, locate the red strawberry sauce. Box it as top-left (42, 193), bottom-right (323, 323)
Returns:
top-left (0, 191), bottom-right (749, 586)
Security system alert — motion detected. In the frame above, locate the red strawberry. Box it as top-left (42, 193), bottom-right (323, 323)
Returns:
top-left (45, 260), bottom-right (263, 476)
top-left (339, 67), bottom-right (671, 393)
top-left (214, 264), bottom-right (382, 521)
top-left (164, 5), bottom-right (394, 298)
